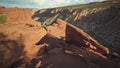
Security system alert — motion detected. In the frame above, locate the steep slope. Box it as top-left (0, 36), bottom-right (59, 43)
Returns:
top-left (9, 19), bottom-right (120, 68)
top-left (47, 19), bottom-right (109, 55)
top-left (0, 6), bottom-right (40, 26)
top-left (32, 2), bottom-right (120, 53)
top-left (0, 6), bottom-right (46, 67)
top-left (0, 2), bottom-right (120, 67)
top-left (0, 24), bottom-right (46, 68)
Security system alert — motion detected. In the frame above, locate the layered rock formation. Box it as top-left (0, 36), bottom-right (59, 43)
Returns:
top-left (8, 19), bottom-right (119, 68)
top-left (0, 7), bottom-right (46, 67)
top-left (47, 19), bottom-right (109, 55)
top-left (32, 2), bottom-right (120, 53)
top-left (0, 6), bottom-right (40, 26)
top-left (0, 2), bottom-right (120, 68)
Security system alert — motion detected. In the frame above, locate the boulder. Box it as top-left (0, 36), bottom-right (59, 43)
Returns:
top-left (46, 19), bottom-right (66, 39)
top-left (47, 19), bottom-right (109, 56)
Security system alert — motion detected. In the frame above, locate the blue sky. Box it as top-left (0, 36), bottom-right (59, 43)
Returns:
top-left (0, 0), bottom-right (106, 9)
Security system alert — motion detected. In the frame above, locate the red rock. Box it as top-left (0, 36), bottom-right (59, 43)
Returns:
top-left (0, 24), bottom-right (46, 67)
top-left (47, 19), bottom-right (109, 56)
top-left (0, 7), bottom-right (40, 26)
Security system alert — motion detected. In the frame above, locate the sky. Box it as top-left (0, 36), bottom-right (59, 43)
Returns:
top-left (0, 0), bottom-right (106, 9)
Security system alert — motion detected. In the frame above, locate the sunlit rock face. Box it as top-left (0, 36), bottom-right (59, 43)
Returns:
top-left (6, 19), bottom-right (118, 68)
top-left (0, 1), bottom-right (120, 68)
top-left (32, 2), bottom-right (120, 53)
top-left (0, 6), bottom-right (40, 26)
top-left (49, 19), bottom-right (110, 55)
top-left (0, 24), bottom-right (46, 68)
top-left (0, 6), bottom-right (46, 68)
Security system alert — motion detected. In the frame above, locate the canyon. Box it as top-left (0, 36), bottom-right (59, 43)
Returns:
top-left (32, 1), bottom-right (120, 53)
top-left (0, 0), bottom-right (120, 68)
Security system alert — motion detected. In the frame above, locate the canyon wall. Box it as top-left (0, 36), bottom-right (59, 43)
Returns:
top-left (0, 6), bottom-right (40, 26)
top-left (0, 5), bottom-right (119, 67)
top-left (32, 2), bottom-right (120, 53)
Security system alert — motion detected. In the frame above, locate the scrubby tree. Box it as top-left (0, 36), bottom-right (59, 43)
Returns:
top-left (0, 15), bottom-right (7, 24)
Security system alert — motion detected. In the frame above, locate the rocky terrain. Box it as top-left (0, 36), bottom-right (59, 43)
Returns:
top-left (0, 6), bottom-right (40, 25)
top-left (0, 0), bottom-right (120, 68)
top-left (32, 1), bottom-right (120, 53)
top-left (0, 6), bottom-right (45, 67)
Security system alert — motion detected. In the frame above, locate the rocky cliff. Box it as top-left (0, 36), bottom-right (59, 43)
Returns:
top-left (0, 1), bottom-right (120, 68)
top-left (0, 6), bottom-right (40, 26)
top-left (0, 6), bottom-right (46, 68)
top-left (32, 2), bottom-right (120, 53)
top-left (2, 19), bottom-right (118, 68)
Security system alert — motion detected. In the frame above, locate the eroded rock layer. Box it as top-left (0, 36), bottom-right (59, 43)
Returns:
top-left (0, 2), bottom-right (120, 68)
top-left (32, 2), bottom-right (120, 53)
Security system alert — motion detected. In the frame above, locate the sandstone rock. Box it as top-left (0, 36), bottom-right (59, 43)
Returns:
top-left (51, 19), bottom-right (109, 56)
top-left (0, 6), bottom-right (5, 9)
top-left (65, 45), bottom-right (119, 68)
top-left (0, 7), bottom-right (40, 26)
top-left (0, 24), bottom-right (46, 67)
top-left (0, 2), bottom-right (120, 67)
top-left (5, 18), bottom-right (119, 68)
top-left (33, 35), bottom-right (118, 68)
top-left (33, 3), bottom-right (120, 54)
top-left (0, 33), bottom-right (24, 68)
top-left (35, 61), bottom-right (41, 68)
top-left (46, 19), bottom-right (66, 39)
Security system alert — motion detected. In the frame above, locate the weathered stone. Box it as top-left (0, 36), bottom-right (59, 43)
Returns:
top-left (33, 3), bottom-right (120, 53)
top-left (0, 7), bottom-right (40, 26)
top-left (0, 24), bottom-right (46, 67)
top-left (46, 19), bottom-right (109, 55)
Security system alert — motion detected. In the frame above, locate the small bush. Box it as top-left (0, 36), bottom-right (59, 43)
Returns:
top-left (0, 15), bottom-right (7, 24)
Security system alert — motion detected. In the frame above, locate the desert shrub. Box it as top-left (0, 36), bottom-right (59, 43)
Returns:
top-left (0, 15), bottom-right (7, 24)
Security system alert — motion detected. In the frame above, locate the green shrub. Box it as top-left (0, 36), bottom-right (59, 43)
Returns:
top-left (0, 15), bottom-right (7, 24)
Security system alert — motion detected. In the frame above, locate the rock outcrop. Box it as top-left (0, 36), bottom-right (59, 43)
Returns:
top-left (32, 2), bottom-right (120, 53)
top-left (0, 6), bottom-right (46, 67)
top-left (0, 2), bottom-right (120, 68)
top-left (47, 19), bottom-right (109, 56)
top-left (0, 24), bottom-right (46, 67)
top-left (9, 19), bottom-right (119, 68)
top-left (0, 6), bottom-right (40, 26)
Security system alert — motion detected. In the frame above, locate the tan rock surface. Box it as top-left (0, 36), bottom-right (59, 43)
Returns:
top-left (23, 34), bottom-right (119, 68)
top-left (46, 19), bottom-right (66, 39)
top-left (33, 3), bottom-right (120, 54)
top-left (0, 6), bottom-right (40, 26)
top-left (0, 24), bottom-right (46, 67)
top-left (0, 5), bottom-right (120, 68)
top-left (47, 19), bottom-right (109, 56)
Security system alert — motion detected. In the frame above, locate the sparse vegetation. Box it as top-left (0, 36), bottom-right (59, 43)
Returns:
top-left (0, 14), bottom-right (7, 24)
top-left (42, 14), bottom-right (59, 27)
